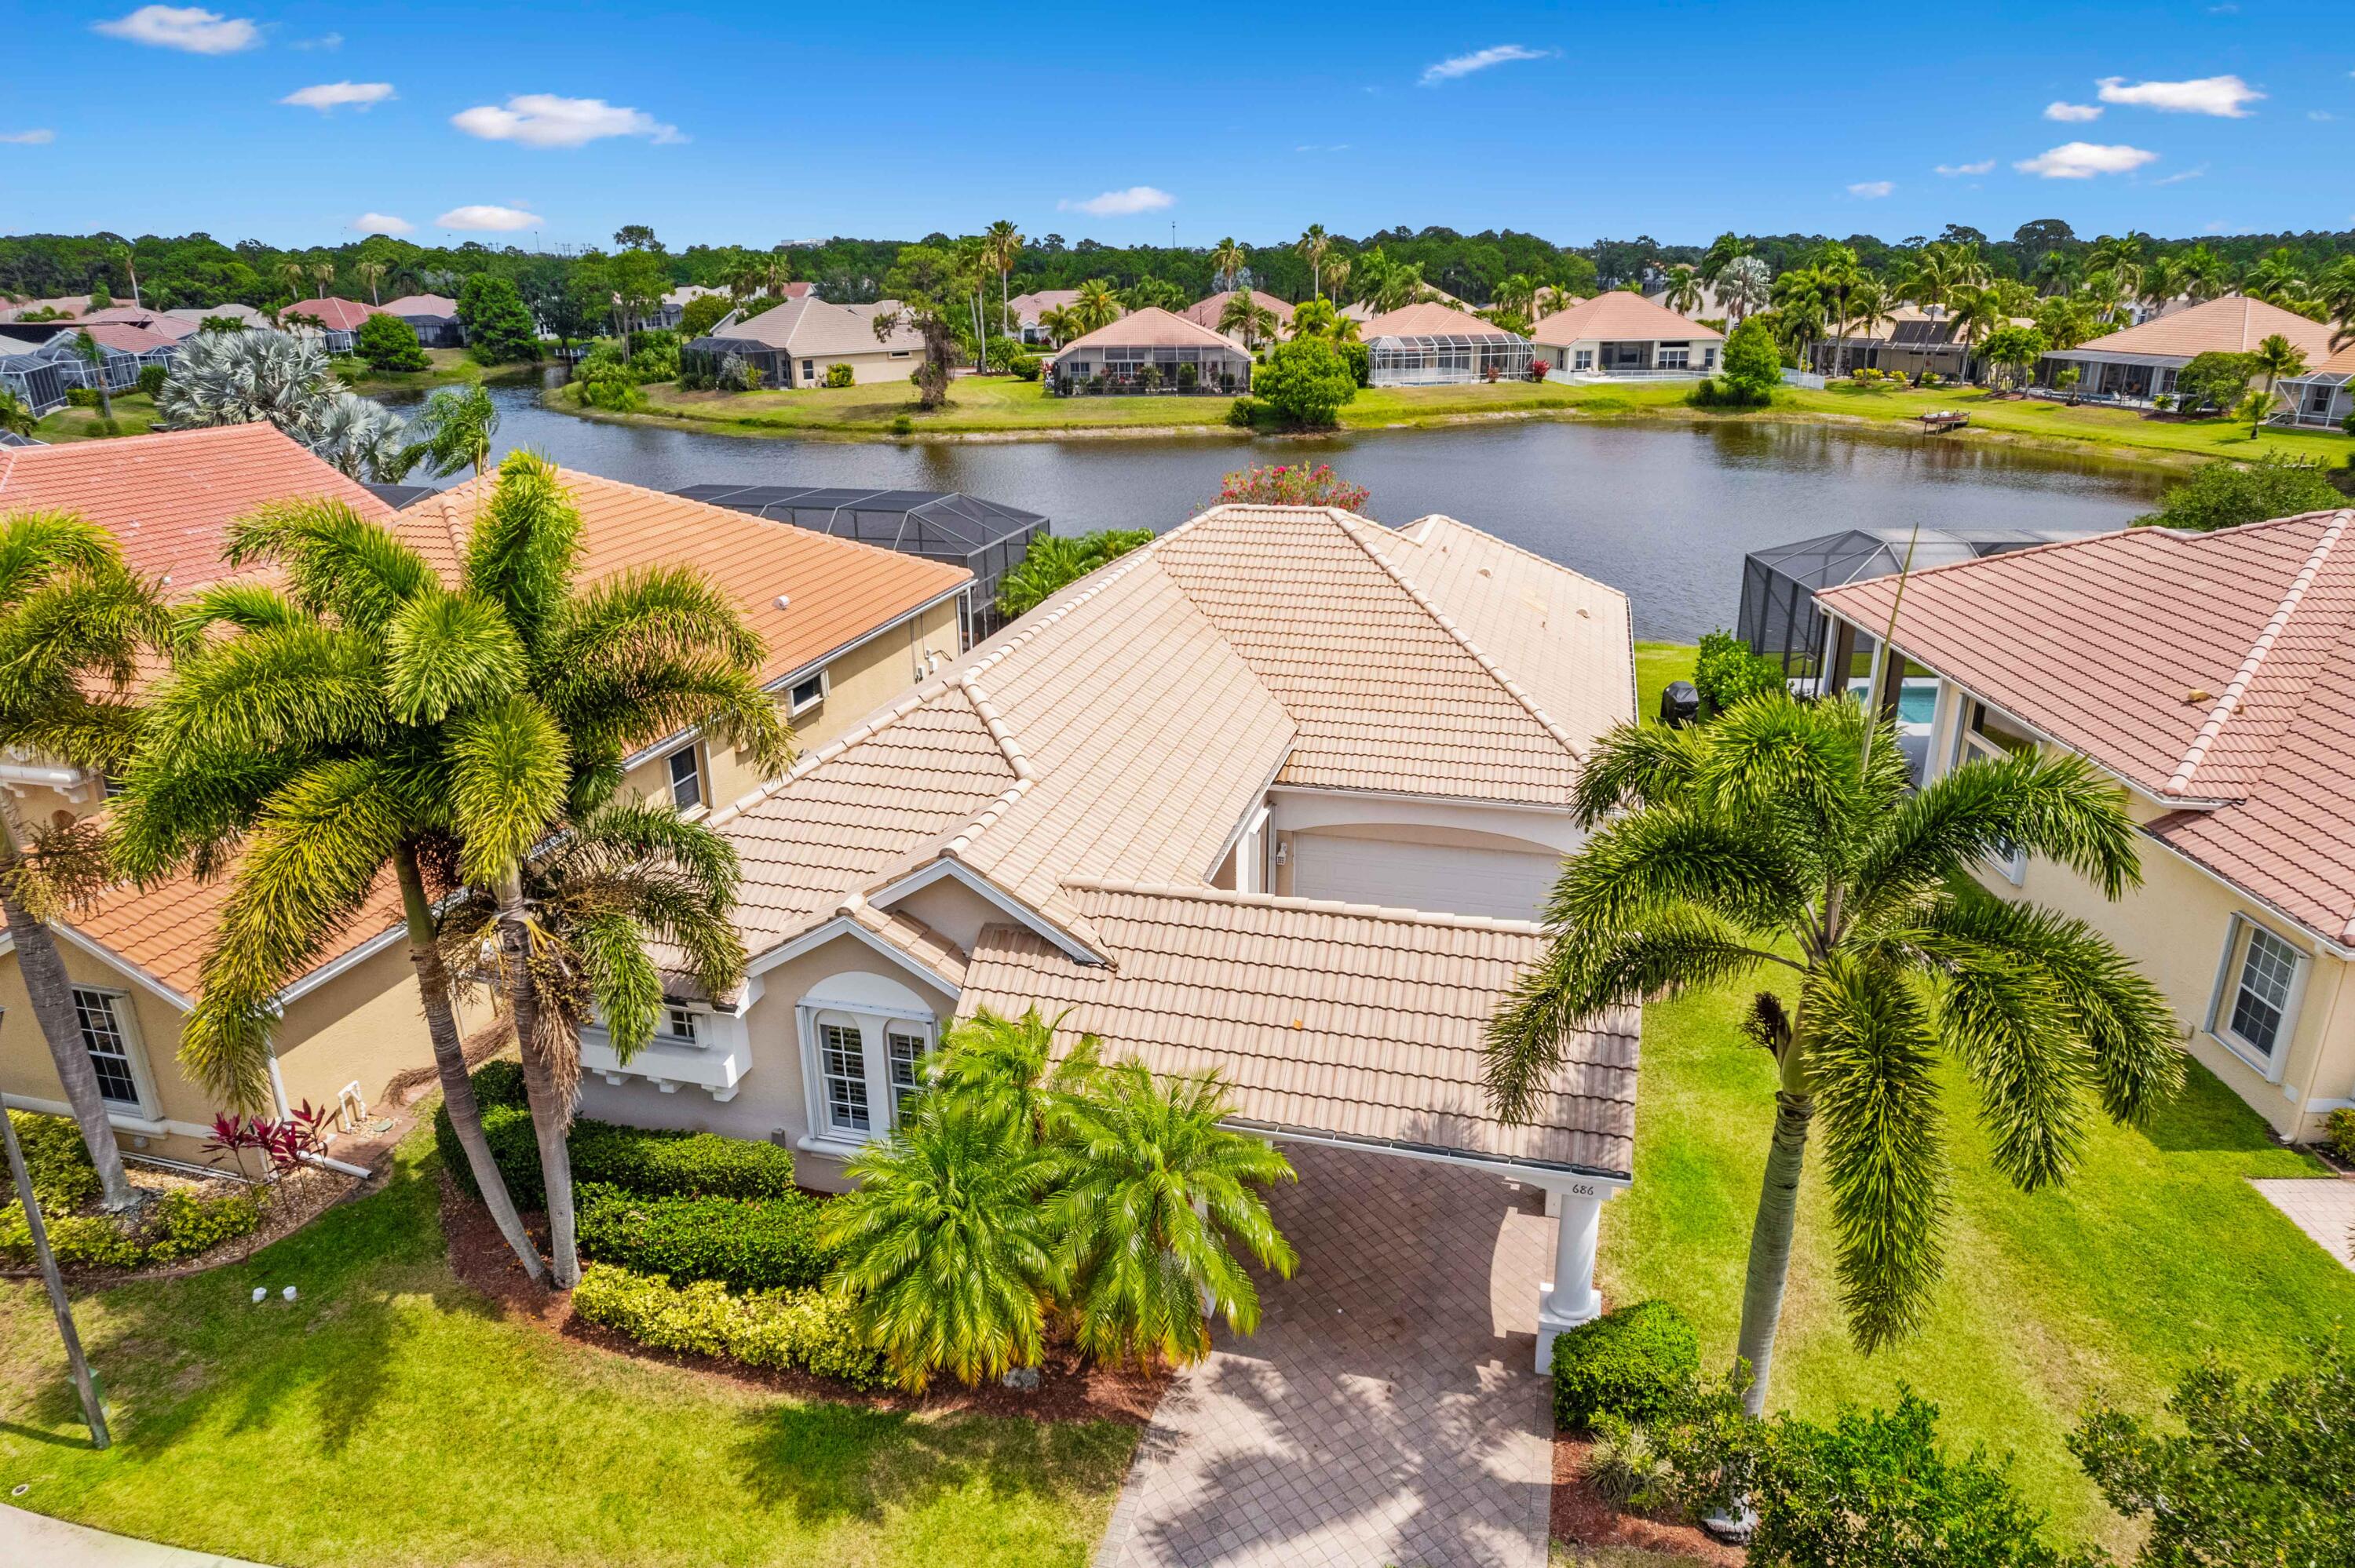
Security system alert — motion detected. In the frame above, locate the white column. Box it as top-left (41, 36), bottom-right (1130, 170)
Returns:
top-left (1535, 1184), bottom-right (1611, 1373)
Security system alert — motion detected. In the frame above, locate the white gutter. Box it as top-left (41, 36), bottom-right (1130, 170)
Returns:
top-left (0, 762), bottom-right (82, 788)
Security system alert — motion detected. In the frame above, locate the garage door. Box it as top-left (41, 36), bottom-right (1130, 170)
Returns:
top-left (1288, 835), bottom-right (1561, 921)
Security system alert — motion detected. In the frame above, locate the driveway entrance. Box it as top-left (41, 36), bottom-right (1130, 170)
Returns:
top-left (1094, 1144), bottom-right (1557, 1568)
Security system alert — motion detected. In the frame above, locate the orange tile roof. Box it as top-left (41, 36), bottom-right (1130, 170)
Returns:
top-left (1819, 509), bottom-right (2355, 943)
top-left (1528, 291), bottom-right (1722, 345)
top-left (64, 870), bottom-right (407, 1005)
top-left (0, 424), bottom-right (393, 590)
top-left (1359, 301), bottom-right (1520, 341)
top-left (282, 298), bottom-right (383, 331)
top-left (2048, 294), bottom-right (2335, 362)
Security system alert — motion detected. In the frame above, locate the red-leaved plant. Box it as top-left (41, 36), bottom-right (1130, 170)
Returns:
top-left (203, 1101), bottom-right (334, 1180)
top-left (1214, 463), bottom-right (1371, 514)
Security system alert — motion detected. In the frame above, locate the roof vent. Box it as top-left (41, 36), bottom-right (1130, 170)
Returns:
top-left (773, 594), bottom-right (790, 611)
top-left (2185, 687), bottom-right (2214, 705)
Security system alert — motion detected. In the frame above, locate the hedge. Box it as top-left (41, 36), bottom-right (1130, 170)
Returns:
top-left (1551, 1300), bottom-right (1701, 1431)
top-left (435, 1060), bottom-right (798, 1210)
top-left (0, 1186), bottom-right (262, 1271)
top-left (6, 1109), bottom-right (103, 1212)
top-left (572, 1262), bottom-right (888, 1390)
top-left (575, 1182), bottom-right (834, 1292)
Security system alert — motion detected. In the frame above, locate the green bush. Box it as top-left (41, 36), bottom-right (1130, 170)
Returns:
top-left (889, 414), bottom-right (914, 436)
top-left (2326, 1107), bottom-right (2355, 1164)
top-left (576, 1183), bottom-right (833, 1292)
top-left (1586, 1413), bottom-right (1674, 1508)
top-left (1551, 1300), bottom-right (1701, 1431)
top-left (824, 363), bottom-right (855, 388)
top-left (66, 387), bottom-right (100, 408)
top-left (1693, 630), bottom-right (1784, 713)
top-left (2174, 350), bottom-right (2257, 414)
top-left (0, 1182), bottom-right (261, 1271)
top-left (6, 1110), bottom-right (102, 1212)
top-left (136, 364), bottom-right (168, 399)
top-left (572, 1263), bottom-right (889, 1389)
top-left (1226, 396), bottom-right (1261, 428)
top-left (1688, 376), bottom-right (1772, 409)
top-left (1719, 317), bottom-right (1784, 403)
top-left (354, 312), bottom-right (429, 374)
top-left (1251, 337), bottom-right (1357, 428)
top-left (2132, 454), bottom-right (2347, 532)
top-left (1338, 340), bottom-right (1371, 388)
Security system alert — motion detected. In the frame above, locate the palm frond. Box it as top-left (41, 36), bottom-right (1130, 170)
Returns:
top-left (172, 582), bottom-right (305, 644)
top-left (461, 450), bottom-right (581, 651)
top-left (140, 622), bottom-right (387, 768)
top-left (446, 693), bottom-right (569, 884)
top-left (0, 510), bottom-right (124, 612)
top-left (5, 692), bottom-right (145, 775)
top-left (540, 654), bottom-right (795, 782)
top-left (383, 586), bottom-right (526, 724)
top-left (226, 498), bottom-right (435, 635)
top-left (568, 906), bottom-right (663, 1061)
top-left (1568, 720), bottom-right (1707, 826)
top-left (1543, 805), bottom-right (1813, 939)
top-left (536, 564), bottom-right (765, 677)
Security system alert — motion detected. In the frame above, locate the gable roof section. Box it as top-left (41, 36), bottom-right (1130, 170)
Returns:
top-left (379, 294), bottom-right (458, 317)
top-left (703, 296), bottom-right (925, 356)
top-left (2048, 294), bottom-right (2335, 363)
top-left (282, 297), bottom-right (382, 331)
top-left (1360, 301), bottom-right (1520, 341)
top-left (1181, 290), bottom-right (1295, 330)
top-left (1528, 291), bottom-right (1723, 346)
top-left (1052, 306), bottom-right (1239, 353)
top-left (1818, 509), bottom-right (2355, 943)
top-left (60, 867), bottom-right (407, 1009)
top-left (959, 882), bottom-right (1638, 1177)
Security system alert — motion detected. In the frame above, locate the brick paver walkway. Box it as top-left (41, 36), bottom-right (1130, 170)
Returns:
top-left (2252, 1176), bottom-right (2355, 1271)
top-left (1095, 1145), bottom-right (1556, 1568)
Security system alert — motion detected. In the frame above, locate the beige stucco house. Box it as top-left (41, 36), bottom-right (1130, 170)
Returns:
top-left (1819, 509), bottom-right (2355, 1143)
top-left (570, 503), bottom-right (1642, 1367)
top-left (685, 297), bottom-right (926, 388)
top-left (1531, 292), bottom-right (1722, 379)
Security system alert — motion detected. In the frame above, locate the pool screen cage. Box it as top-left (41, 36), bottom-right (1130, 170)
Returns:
top-left (1738, 527), bottom-right (2098, 682)
top-left (673, 484), bottom-right (1049, 645)
top-left (1366, 332), bottom-right (1535, 386)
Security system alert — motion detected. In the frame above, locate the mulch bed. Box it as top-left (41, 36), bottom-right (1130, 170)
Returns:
top-left (1550, 1431), bottom-right (1744, 1566)
top-left (439, 1176), bottom-right (1167, 1426)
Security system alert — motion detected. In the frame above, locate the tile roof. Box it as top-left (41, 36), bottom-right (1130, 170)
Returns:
top-left (281, 298), bottom-right (383, 332)
top-left (1818, 509), bottom-right (2355, 943)
top-left (2046, 294), bottom-right (2335, 363)
top-left (959, 882), bottom-right (1638, 1177)
top-left (63, 322), bottom-right (180, 355)
top-left (378, 294), bottom-right (458, 317)
top-left (1051, 306), bottom-right (1240, 354)
top-left (64, 868), bottom-right (406, 1005)
top-left (703, 297), bottom-right (926, 356)
top-left (0, 423), bottom-right (392, 589)
top-left (1528, 291), bottom-right (1723, 345)
top-left (1181, 290), bottom-right (1295, 330)
top-left (1006, 289), bottom-right (1085, 324)
top-left (1360, 301), bottom-right (1521, 341)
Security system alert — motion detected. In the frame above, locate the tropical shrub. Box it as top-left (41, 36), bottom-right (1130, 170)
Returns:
top-left (0, 1183), bottom-right (262, 1270)
top-left (1550, 1300), bottom-right (1702, 1431)
top-left (1688, 375), bottom-right (1772, 409)
top-left (571, 1263), bottom-right (889, 1390)
top-left (824, 363), bottom-right (854, 388)
top-left (575, 1183), bottom-right (832, 1292)
top-left (2174, 351), bottom-right (2258, 414)
top-left (1692, 630), bottom-right (1783, 713)
top-left (889, 414), bottom-right (914, 436)
top-left (66, 387), bottom-right (100, 408)
top-left (354, 312), bottom-right (429, 373)
top-left (455, 274), bottom-right (540, 363)
top-left (1718, 316), bottom-right (1784, 403)
top-left (2327, 1107), bottom-right (2355, 1164)
top-left (1585, 1413), bottom-right (1674, 1509)
top-left (1213, 463), bottom-right (1370, 512)
top-left (136, 364), bottom-right (169, 399)
top-left (1251, 337), bottom-right (1358, 428)
top-left (628, 330), bottom-right (681, 384)
top-left (2131, 454), bottom-right (2346, 531)
top-left (1225, 396), bottom-right (1261, 427)
top-left (5, 1110), bottom-right (102, 1212)
top-left (996, 528), bottom-right (1155, 618)
top-left (677, 293), bottom-right (734, 341)
top-left (1337, 340), bottom-right (1371, 387)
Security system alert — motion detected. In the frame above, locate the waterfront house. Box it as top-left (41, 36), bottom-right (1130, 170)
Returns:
top-left (685, 297), bottom-right (925, 388)
top-left (161, 303), bottom-right (272, 332)
top-left (2276, 343), bottom-right (2355, 431)
top-left (20, 322), bottom-right (180, 391)
top-left (1360, 301), bottom-right (1534, 386)
top-left (2034, 294), bottom-right (2335, 407)
top-left (1006, 289), bottom-right (1087, 345)
top-left (1817, 510), bottom-right (2355, 1143)
top-left (1803, 304), bottom-right (1996, 380)
top-left (1182, 288), bottom-right (1295, 347)
top-left (378, 294), bottom-right (464, 348)
top-left (1046, 307), bottom-right (1252, 394)
top-left (1531, 293), bottom-right (1722, 379)
top-left (279, 297), bottom-right (384, 354)
top-left (570, 502), bottom-right (1641, 1366)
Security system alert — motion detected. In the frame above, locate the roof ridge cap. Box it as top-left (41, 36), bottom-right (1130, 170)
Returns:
top-left (706, 676), bottom-right (967, 826)
top-left (950, 512), bottom-right (1212, 683)
top-left (1057, 876), bottom-right (1546, 935)
top-left (1331, 509), bottom-right (1585, 760)
top-left (2164, 508), bottom-right (2353, 798)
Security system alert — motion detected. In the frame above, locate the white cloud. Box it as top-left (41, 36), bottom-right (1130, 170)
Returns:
top-left (290, 31), bottom-right (341, 49)
top-left (451, 94), bottom-right (683, 148)
top-left (350, 212), bottom-right (414, 234)
top-left (436, 204), bottom-right (543, 232)
top-left (1420, 44), bottom-right (1553, 85)
top-left (2014, 141), bottom-right (2160, 178)
top-left (1294, 143), bottom-right (1351, 153)
top-left (0, 129), bottom-right (56, 145)
top-left (280, 82), bottom-right (394, 112)
top-left (93, 5), bottom-right (259, 53)
top-left (2097, 74), bottom-right (2263, 117)
top-left (2045, 100), bottom-right (2104, 122)
top-left (2154, 164), bottom-right (2210, 184)
top-left (1058, 185), bottom-right (1175, 217)
top-left (1847, 181), bottom-right (1894, 198)
top-left (1935, 159), bottom-right (1995, 176)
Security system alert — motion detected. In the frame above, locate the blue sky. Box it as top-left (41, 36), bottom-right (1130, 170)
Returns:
top-left (4, 2), bottom-right (2349, 250)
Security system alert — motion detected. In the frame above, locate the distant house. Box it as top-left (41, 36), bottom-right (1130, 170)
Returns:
top-left (30, 323), bottom-right (180, 391)
top-left (0, 296), bottom-right (95, 323)
top-left (0, 352), bottom-right (68, 416)
top-left (685, 296), bottom-right (925, 388)
top-left (78, 307), bottom-right (197, 342)
top-left (2034, 294), bottom-right (2336, 407)
top-left (279, 297), bottom-right (385, 354)
top-left (1359, 301), bottom-right (1533, 386)
top-left (1006, 289), bottom-right (1088, 345)
top-left (1045, 307), bottom-right (1252, 394)
top-left (378, 294), bottom-right (464, 348)
top-left (1530, 293), bottom-right (1722, 379)
top-left (627, 285), bottom-right (729, 334)
top-left (1182, 289), bottom-right (1294, 347)
top-left (2277, 343), bottom-right (2355, 430)
top-left (161, 303), bottom-right (271, 332)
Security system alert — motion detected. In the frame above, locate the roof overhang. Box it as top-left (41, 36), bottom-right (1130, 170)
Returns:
top-left (743, 910), bottom-right (969, 997)
top-left (868, 857), bottom-right (1104, 965)
top-left (1229, 1117), bottom-right (1633, 1188)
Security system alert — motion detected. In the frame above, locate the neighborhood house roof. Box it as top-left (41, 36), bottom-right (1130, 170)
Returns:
top-left (1528, 292), bottom-right (1723, 346)
top-left (1818, 510), bottom-right (2355, 946)
top-left (1182, 290), bottom-right (1295, 331)
top-left (162, 304), bottom-right (269, 329)
top-left (1360, 301), bottom-right (1521, 341)
top-left (2045, 294), bottom-right (2335, 363)
top-left (1006, 289), bottom-right (1085, 324)
top-left (378, 294), bottom-right (458, 318)
top-left (281, 297), bottom-right (382, 332)
top-left (698, 296), bottom-right (925, 357)
top-left (53, 322), bottom-right (180, 356)
top-left (704, 502), bottom-right (1638, 1174)
top-left (1050, 306), bottom-right (1242, 355)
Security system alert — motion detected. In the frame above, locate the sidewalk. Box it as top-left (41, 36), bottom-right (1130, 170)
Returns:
top-left (2, 1507), bottom-right (272, 1566)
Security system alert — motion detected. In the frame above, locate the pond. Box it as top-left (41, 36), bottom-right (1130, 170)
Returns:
top-left (416, 383), bottom-right (2169, 643)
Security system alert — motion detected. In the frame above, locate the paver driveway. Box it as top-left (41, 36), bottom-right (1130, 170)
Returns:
top-left (1094, 1143), bottom-right (1556, 1568)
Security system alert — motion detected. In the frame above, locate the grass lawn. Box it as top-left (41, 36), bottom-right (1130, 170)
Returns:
top-left (338, 347), bottom-right (526, 397)
top-left (1779, 379), bottom-right (2352, 466)
top-left (1633, 643), bottom-right (1697, 720)
top-left (30, 393), bottom-right (161, 443)
top-left (0, 1130), bottom-right (1135, 1567)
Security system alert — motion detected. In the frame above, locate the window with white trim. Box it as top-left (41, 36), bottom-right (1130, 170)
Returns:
top-left (1572, 348), bottom-right (1594, 370)
top-left (73, 988), bottom-right (141, 1108)
top-left (886, 1025), bottom-right (927, 1120)
top-left (2213, 917), bottom-right (2303, 1069)
top-left (665, 743), bottom-right (703, 811)
top-left (1952, 698), bottom-right (2033, 883)
top-left (1657, 346), bottom-right (1689, 370)
top-left (663, 1004), bottom-right (699, 1043)
top-left (788, 672), bottom-right (827, 717)
top-left (798, 978), bottom-right (938, 1146)
top-left (818, 1019), bottom-right (871, 1133)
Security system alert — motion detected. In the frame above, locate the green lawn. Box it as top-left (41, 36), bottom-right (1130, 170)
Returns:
top-left (1633, 643), bottom-right (1698, 720)
top-left (1778, 379), bottom-right (2351, 465)
top-left (335, 346), bottom-right (529, 398)
top-left (0, 1131), bottom-right (1134, 1567)
top-left (30, 393), bottom-right (161, 443)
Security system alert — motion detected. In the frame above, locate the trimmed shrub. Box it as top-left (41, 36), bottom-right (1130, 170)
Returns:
top-left (572, 1263), bottom-right (889, 1389)
top-left (1551, 1300), bottom-right (1701, 1431)
top-left (0, 1183), bottom-right (261, 1270)
top-left (1693, 630), bottom-right (1784, 713)
top-left (6, 1110), bottom-right (102, 1212)
top-left (889, 414), bottom-right (914, 436)
top-left (2326, 1106), bottom-right (2355, 1165)
top-left (137, 364), bottom-right (169, 399)
top-left (1338, 339), bottom-right (1371, 388)
top-left (1225, 395), bottom-right (1261, 428)
top-left (67, 387), bottom-right (100, 408)
top-left (1688, 375), bottom-right (1772, 409)
top-left (824, 363), bottom-right (855, 388)
top-left (576, 1183), bottom-right (833, 1291)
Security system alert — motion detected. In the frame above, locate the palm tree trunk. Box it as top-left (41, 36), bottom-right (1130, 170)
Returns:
top-left (1733, 1086), bottom-right (1814, 1417)
top-left (395, 849), bottom-right (543, 1283)
top-left (0, 821), bottom-right (135, 1211)
top-left (497, 870), bottom-right (579, 1286)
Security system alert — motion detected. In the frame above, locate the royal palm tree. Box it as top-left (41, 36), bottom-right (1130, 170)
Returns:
top-left (1210, 237), bottom-right (1247, 294)
top-left (2248, 333), bottom-right (2307, 434)
top-left (1296, 224), bottom-right (1331, 300)
top-left (0, 512), bottom-right (173, 1210)
top-left (1050, 1059), bottom-right (1297, 1368)
top-left (1072, 279), bottom-right (1122, 336)
top-left (406, 385), bottom-right (500, 482)
top-left (1218, 290), bottom-right (1280, 351)
top-left (983, 221), bottom-right (1023, 346)
top-left (930, 1007), bottom-right (1101, 1147)
top-left (1485, 691), bottom-right (2180, 1414)
top-left (107, 242), bottom-right (141, 308)
top-left (352, 261), bottom-right (388, 307)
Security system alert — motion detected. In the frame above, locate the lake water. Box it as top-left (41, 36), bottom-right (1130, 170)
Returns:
top-left (420, 382), bottom-right (2167, 642)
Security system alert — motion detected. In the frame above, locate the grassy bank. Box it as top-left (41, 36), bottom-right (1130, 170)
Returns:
top-left (29, 393), bottom-right (162, 443)
top-left (1779, 378), bottom-right (2351, 465)
top-left (0, 1130), bottom-right (1135, 1568)
top-left (338, 347), bottom-right (534, 397)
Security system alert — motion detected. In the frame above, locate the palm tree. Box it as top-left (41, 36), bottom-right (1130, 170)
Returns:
top-left (406, 385), bottom-right (500, 482)
top-left (1717, 257), bottom-right (1771, 327)
top-left (1371, 261), bottom-right (1428, 314)
top-left (2319, 257), bottom-right (2355, 351)
top-left (275, 261), bottom-right (309, 305)
top-left (1485, 691), bottom-right (2179, 1414)
top-left (1210, 237), bottom-right (1247, 294)
top-left (2245, 248), bottom-right (2312, 309)
top-left (824, 1096), bottom-right (1059, 1391)
top-left (1217, 290), bottom-right (1280, 351)
top-left (1701, 232), bottom-right (1748, 294)
top-left (352, 261), bottom-right (388, 307)
top-left (1770, 266), bottom-right (1831, 367)
top-left (1072, 279), bottom-right (1122, 336)
top-left (1495, 273), bottom-right (1539, 318)
top-left (2171, 245), bottom-right (2232, 303)
top-left (71, 334), bottom-right (113, 423)
top-left (2248, 333), bottom-right (2307, 434)
top-left (1945, 284), bottom-right (2007, 381)
top-left (2138, 254), bottom-right (2184, 320)
top-left (309, 261), bottom-right (337, 297)
top-left (0, 391), bottom-right (34, 438)
top-left (1287, 298), bottom-right (1359, 342)
top-left (158, 330), bottom-right (412, 484)
top-left (0, 512), bottom-right (173, 1210)
top-left (1661, 265), bottom-right (1704, 318)
top-left (1813, 244), bottom-right (1861, 374)
top-left (1050, 1058), bottom-right (1297, 1368)
top-left (1846, 278), bottom-right (1894, 361)
top-left (2031, 249), bottom-right (2083, 297)
top-left (930, 1007), bottom-right (1101, 1147)
top-left (107, 243), bottom-right (141, 308)
top-left (2086, 235), bottom-right (2145, 304)
top-left (1320, 255), bottom-right (1352, 307)
top-left (1296, 224), bottom-right (1331, 300)
top-left (1035, 304), bottom-right (1080, 349)
top-left (983, 221), bottom-right (1023, 347)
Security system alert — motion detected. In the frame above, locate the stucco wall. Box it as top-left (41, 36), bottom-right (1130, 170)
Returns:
top-left (789, 347), bottom-right (922, 387)
top-left (0, 939), bottom-right (212, 1162)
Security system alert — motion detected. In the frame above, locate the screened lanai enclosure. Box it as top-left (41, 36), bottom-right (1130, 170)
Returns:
top-left (0, 353), bottom-right (68, 416)
top-left (1366, 330), bottom-right (1536, 387)
top-left (673, 484), bottom-right (1049, 644)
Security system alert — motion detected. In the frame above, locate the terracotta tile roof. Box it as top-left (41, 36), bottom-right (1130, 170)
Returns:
top-left (0, 423), bottom-right (393, 590)
top-left (1528, 291), bottom-right (1722, 345)
top-left (282, 298), bottom-right (383, 332)
top-left (2046, 294), bottom-right (2335, 363)
top-left (1051, 306), bottom-right (1240, 354)
top-left (1181, 290), bottom-right (1295, 330)
top-left (1818, 510), bottom-right (2355, 942)
top-left (64, 322), bottom-right (180, 355)
top-left (400, 469), bottom-right (969, 692)
top-left (959, 883), bottom-right (1638, 1176)
top-left (1360, 301), bottom-right (1521, 341)
top-left (378, 294), bottom-right (458, 317)
top-left (64, 868), bottom-right (405, 1005)
top-left (78, 308), bottom-right (197, 341)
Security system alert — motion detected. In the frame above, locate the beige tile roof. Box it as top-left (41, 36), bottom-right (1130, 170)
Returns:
top-left (959, 882), bottom-right (1638, 1176)
top-left (378, 294), bottom-right (458, 317)
top-left (1051, 306), bottom-right (1241, 354)
top-left (706, 297), bottom-right (926, 356)
top-left (2047, 294), bottom-right (2335, 363)
top-left (1528, 291), bottom-right (1722, 346)
top-left (1006, 290), bottom-right (1086, 324)
top-left (1819, 509), bottom-right (2355, 943)
top-left (1360, 301), bottom-right (1521, 341)
top-left (1181, 290), bottom-right (1295, 330)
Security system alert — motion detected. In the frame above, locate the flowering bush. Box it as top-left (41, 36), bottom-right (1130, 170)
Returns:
top-left (1214, 464), bottom-right (1371, 512)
